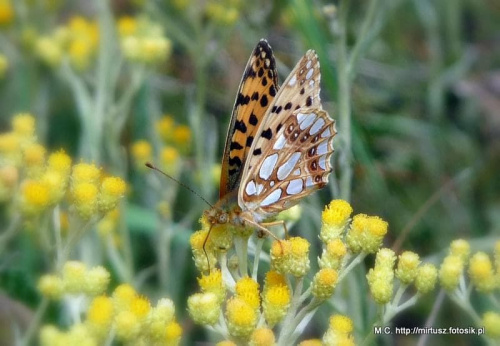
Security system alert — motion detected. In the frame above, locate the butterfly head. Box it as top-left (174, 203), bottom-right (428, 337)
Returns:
top-left (204, 207), bottom-right (230, 226)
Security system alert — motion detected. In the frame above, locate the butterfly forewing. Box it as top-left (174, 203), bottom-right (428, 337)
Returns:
top-left (220, 39), bottom-right (279, 199)
top-left (237, 50), bottom-right (336, 219)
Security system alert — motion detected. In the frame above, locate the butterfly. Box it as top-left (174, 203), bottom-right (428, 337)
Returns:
top-left (204, 39), bottom-right (336, 243)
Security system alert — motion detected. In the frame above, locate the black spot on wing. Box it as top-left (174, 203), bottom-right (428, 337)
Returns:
top-left (306, 96), bottom-right (312, 107)
top-left (276, 123), bottom-right (283, 132)
top-left (234, 120), bottom-right (247, 133)
top-left (261, 128), bottom-right (272, 140)
top-left (284, 102), bottom-right (292, 110)
top-left (300, 88), bottom-right (305, 95)
top-left (253, 148), bottom-right (262, 155)
top-left (249, 113), bottom-right (258, 126)
top-left (237, 93), bottom-right (250, 106)
top-left (276, 106), bottom-right (282, 114)
top-left (246, 136), bottom-right (254, 147)
top-left (251, 92), bottom-right (259, 101)
top-left (229, 156), bottom-right (242, 167)
top-left (245, 67), bottom-right (256, 79)
top-left (230, 141), bottom-right (244, 150)
top-left (260, 95), bottom-right (269, 107)
top-left (269, 85), bottom-right (277, 97)
top-left (262, 77), bottom-right (268, 86)
top-left (258, 68), bottom-right (264, 77)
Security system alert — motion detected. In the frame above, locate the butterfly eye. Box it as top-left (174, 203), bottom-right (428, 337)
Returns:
top-left (218, 213), bottom-right (228, 224)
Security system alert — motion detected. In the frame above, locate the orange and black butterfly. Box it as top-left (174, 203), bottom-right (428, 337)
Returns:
top-left (204, 39), bottom-right (336, 239)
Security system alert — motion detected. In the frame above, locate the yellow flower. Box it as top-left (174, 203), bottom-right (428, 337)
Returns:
top-left (0, 132), bottom-right (21, 164)
top-left (98, 176), bottom-right (126, 213)
top-left (160, 146), bottom-right (180, 175)
top-left (41, 169), bottom-right (67, 204)
top-left (130, 295), bottom-right (151, 319)
top-left (144, 298), bottom-right (177, 341)
top-left (131, 140), bottom-right (152, 168)
top-left (12, 113), bottom-right (36, 140)
top-left (115, 311), bottom-right (139, 341)
top-left (164, 321), bottom-right (182, 345)
top-left (118, 16), bottom-right (137, 37)
top-left (271, 237), bottom-right (310, 277)
top-left (48, 150), bottom-right (72, 175)
top-left (62, 261), bottom-right (87, 294)
top-left (226, 297), bottom-right (257, 338)
top-left (366, 248), bottom-right (395, 304)
top-left (190, 229), bottom-right (217, 271)
top-left (414, 263), bottom-right (438, 294)
top-left (72, 182), bottom-right (99, 219)
top-left (21, 179), bottom-right (51, 214)
top-left (217, 341), bottom-right (237, 346)
top-left (319, 239), bottom-right (347, 270)
top-left (449, 239), bottom-right (470, 261)
top-left (187, 292), bottom-right (221, 326)
top-left (250, 328), bottom-right (275, 346)
top-left (87, 296), bottom-right (114, 337)
top-left (173, 125), bottom-right (191, 146)
top-left (0, 0), bottom-right (14, 26)
top-left (112, 284), bottom-right (137, 313)
top-left (35, 37), bottom-right (63, 67)
top-left (347, 214), bottom-right (388, 254)
top-left (323, 314), bottom-right (355, 346)
top-left (439, 255), bottom-right (463, 291)
top-left (156, 115), bottom-right (175, 141)
top-left (236, 276), bottom-right (260, 310)
top-left (198, 269), bottom-right (225, 302)
top-left (311, 268), bottom-right (338, 300)
top-left (23, 143), bottom-right (46, 170)
top-left (468, 252), bottom-right (495, 293)
top-left (38, 274), bottom-right (64, 300)
top-left (482, 311), bottom-right (500, 339)
top-left (72, 162), bottom-right (101, 184)
top-left (264, 270), bottom-right (287, 288)
top-left (320, 199), bottom-right (353, 243)
top-left (84, 266), bottom-right (110, 296)
top-left (395, 251), bottom-right (420, 285)
top-left (262, 283), bottom-right (291, 327)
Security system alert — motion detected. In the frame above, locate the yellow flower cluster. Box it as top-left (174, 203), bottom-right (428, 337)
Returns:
top-left (322, 314), bottom-right (355, 346)
top-left (40, 283), bottom-right (182, 346)
top-left (35, 16), bottom-right (99, 70)
top-left (270, 237), bottom-right (310, 277)
top-left (439, 239), bottom-right (500, 293)
top-left (262, 271), bottom-right (291, 327)
top-left (38, 261), bottom-right (110, 299)
top-left (0, 114), bottom-right (125, 226)
top-left (118, 16), bottom-right (172, 64)
top-left (0, 0), bottom-right (14, 27)
top-left (205, 0), bottom-right (242, 26)
top-left (131, 115), bottom-right (191, 180)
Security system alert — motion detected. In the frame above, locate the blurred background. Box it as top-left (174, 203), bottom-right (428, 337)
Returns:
top-left (0, 0), bottom-right (499, 344)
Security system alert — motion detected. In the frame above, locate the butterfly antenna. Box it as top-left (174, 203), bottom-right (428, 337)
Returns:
top-left (145, 162), bottom-right (214, 208)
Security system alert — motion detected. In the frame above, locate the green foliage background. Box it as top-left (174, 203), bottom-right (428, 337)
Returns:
top-left (0, 0), bottom-right (499, 344)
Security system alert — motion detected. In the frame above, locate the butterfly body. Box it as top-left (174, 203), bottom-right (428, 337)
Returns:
top-left (205, 39), bottom-right (336, 235)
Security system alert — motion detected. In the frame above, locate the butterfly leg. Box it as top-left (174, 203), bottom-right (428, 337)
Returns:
top-left (202, 225), bottom-right (214, 273)
top-left (241, 217), bottom-right (284, 253)
top-left (261, 220), bottom-right (289, 239)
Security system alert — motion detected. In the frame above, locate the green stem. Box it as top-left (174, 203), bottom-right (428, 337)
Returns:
top-left (337, 253), bottom-right (367, 284)
top-left (336, 0), bottom-right (353, 202)
top-left (278, 277), bottom-right (304, 345)
top-left (251, 238), bottom-right (265, 280)
top-left (20, 297), bottom-right (49, 346)
top-left (0, 213), bottom-right (21, 253)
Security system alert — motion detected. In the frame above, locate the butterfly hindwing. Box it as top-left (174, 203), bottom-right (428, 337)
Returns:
top-left (219, 39), bottom-right (279, 199)
top-left (238, 51), bottom-right (336, 217)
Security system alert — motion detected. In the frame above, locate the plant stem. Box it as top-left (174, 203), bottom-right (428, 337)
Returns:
top-left (20, 297), bottom-right (49, 346)
top-left (337, 253), bottom-right (367, 284)
top-left (335, 0), bottom-right (353, 202)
